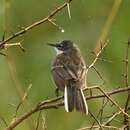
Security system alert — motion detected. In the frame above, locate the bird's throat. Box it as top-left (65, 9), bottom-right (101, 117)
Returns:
top-left (55, 48), bottom-right (64, 55)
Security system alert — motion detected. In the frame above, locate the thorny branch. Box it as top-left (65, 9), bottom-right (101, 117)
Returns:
top-left (4, 86), bottom-right (130, 130)
top-left (3, 36), bottom-right (130, 130)
top-left (86, 40), bottom-right (108, 73)
top-left (14, 84), bottom-right (32, 118)
top-left (94, 110), bottom-right (122, 130)
top-left (77, 125), bottom-right (120, 130)
top-left (0, 0), bottom-right (72, 53)
top-left (124, 38), bottom-right (130, 130)
top-left (89, 98), bottom-right (108, 129)
top-left (88, 110), bottom-right (103, 130)
top-left (79, 38), bottom-right (130, 130)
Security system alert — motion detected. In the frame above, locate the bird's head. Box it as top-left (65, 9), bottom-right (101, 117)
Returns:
top-left (47, 40), bottom-right (74, 55)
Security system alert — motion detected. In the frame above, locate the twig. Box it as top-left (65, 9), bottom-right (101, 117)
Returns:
top-left (4, 86), bottom-right (130, 130)
top-left (99, 98), bottom-right (108, 123)
top-left (95, 110), bottom-right (122, 130)
top-left (90, 98), bottom-right (108, 130)
top-left (4, 41), bottom-right (25, 52)
top-left (122, 124), bottom-right (130, 130)
top-left (14, 84), bottom-right (32, 118)
top-left (48, 19), bottom-right (64, 32)
top-left (91, 66), bottom-right (104, 82)
top-left (124, 38), bottom-right (130, 130)
top-left (41, 113), bottom-right (46, 130)
top-left (0, 116), bottom-right (8, 127)
top-left (94, 0), bottom-right (122, 54)
top-left (95, 86), bottom-right (130, 118)
top-left (0, 52), bottom-right (7, 56)
top-left (35, 111), bottom-right (42, 130)
top-left (67, 3), bottom-right (71, 19)
top-left (88, 110), bottom-right (103, 130)
top-left (84, 86), bottom-right (130, 100)
top-left (86, 40), bottom-right (107, 97)
top-left (87, 41), bottom-right (108, 73)
top-left (77, 125), bottom-right (120, 130)
top-left (104, 110), bottom-right (122, 126)
top-left (0, 1), bottom-right (72, 50)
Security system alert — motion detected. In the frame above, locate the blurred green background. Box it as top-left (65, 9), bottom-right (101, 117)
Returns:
top-left (0, 0), bottom-right (130, 130)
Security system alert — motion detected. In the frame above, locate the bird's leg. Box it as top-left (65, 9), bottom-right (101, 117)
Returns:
top-left (55, 88), bottom-right (59, 97)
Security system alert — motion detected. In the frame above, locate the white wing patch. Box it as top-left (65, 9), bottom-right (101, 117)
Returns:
top-left (64, 86), bottom-right (69, 112)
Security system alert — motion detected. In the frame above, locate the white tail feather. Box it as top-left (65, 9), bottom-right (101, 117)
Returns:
top-left (80, 89), bottom-right (88, 115)
top-left (64, 86), bottom-right (69, 112)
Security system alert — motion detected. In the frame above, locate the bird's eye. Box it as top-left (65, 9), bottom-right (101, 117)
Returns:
top-left (59, 44), bottom-right (64, 48)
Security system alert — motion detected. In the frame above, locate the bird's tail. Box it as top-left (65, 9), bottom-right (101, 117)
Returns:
top-left (64, 84), bottom-right (88, 114)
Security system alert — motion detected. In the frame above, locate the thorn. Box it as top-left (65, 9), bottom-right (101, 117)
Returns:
top-left (48, 19), bottom-right (65, 33)
top-left (3, 40), bottom-right (25, 52)
top-left (100, 40), bottom-right (103, 50)
top-left (97, 58), bottom-right (113, 63)
top-left (121, 73), bottom-right (127, 78)
top-left (14, 83), bottom-right (32, 118)
top-left (0, 52), bottom-right (7, 56)
top-left (18, 41), bottom-right (25, 52)
top-left (0, 43), bottom-right (5, 50)
top-left (122, 59), bottom-right (128, 63)
top-left (92, 66), bottom-right (105, 82)
top-left (91, 51), bottom-right (96, 56)
top-left (67, 3), bottom-right (71, 19)
top-left (22, 83), bottom-right (32, 101)
top-left (10, 31), bottom-right (16, 37)
top-left (2, 31), bottom-right (5, 41)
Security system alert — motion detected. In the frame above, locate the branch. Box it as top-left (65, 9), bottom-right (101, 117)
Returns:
top-left (4, 86), bottom-right (130, 130)
top-left (0, 0), bottom-right (73, 50)
top-left (88, 110), bottom-right (103, 130)
top-left (124, 38), bottom-right (130, 129)
top-left (77, 125), bottom-right (120, 130)
top-left (95, 86), bottom-right (130, 118)
top-left (95, 110), bottom-right (122, 130)
top-left (84, 86), bottom-right (130, 100)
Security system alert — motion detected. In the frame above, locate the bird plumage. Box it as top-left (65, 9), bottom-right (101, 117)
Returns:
top-left (49, 40), bottom-right (88, 114)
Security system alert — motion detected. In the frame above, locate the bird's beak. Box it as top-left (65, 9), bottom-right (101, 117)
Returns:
top-left (47, 43), bottom-right (58, 47)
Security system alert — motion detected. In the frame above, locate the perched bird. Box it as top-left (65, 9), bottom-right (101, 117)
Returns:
top-left (48, 40), bottom-right (88, 114)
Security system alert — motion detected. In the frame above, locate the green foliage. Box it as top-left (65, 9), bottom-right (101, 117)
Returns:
top-left (0, 0), bottom-right (130, 130)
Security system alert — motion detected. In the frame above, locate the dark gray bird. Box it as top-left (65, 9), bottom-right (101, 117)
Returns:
top-left (48, 40), bottom-right (88, 114)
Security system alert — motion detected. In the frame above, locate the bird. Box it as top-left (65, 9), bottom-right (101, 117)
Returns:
top-left (48, 40), bottom-right (88, 114)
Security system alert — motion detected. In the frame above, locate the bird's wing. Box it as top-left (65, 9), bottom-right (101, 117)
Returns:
top-left (51, 63), bottom-right (77, 80)
top-left (52, 54), bottom-right (86, 81)
top-left (66, 63), bottom-right (86, 80)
